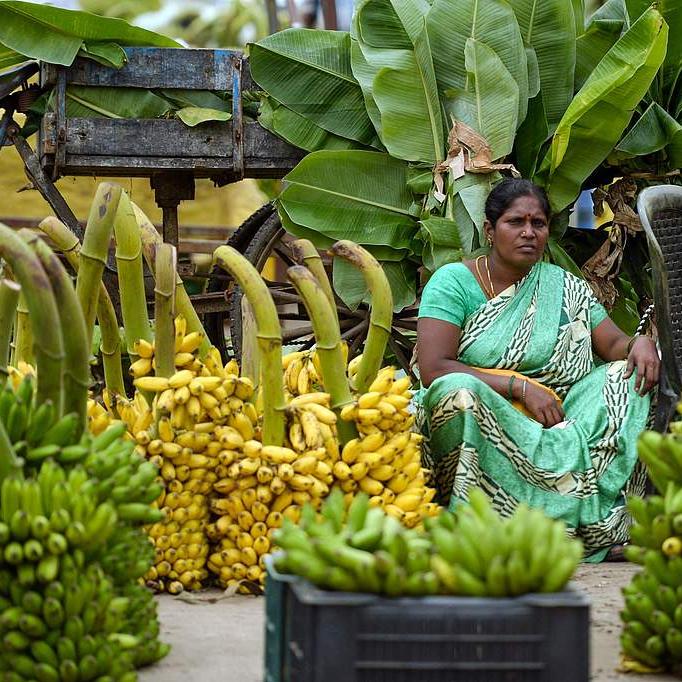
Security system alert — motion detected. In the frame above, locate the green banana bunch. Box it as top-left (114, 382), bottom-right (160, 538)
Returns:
top-left (637, 431), bottom-right (682, 492)
top-left (274, 487), bottom-right (582, 597)
top-left (0, 470), bottom-right (139, 680)
top-left (620, 568), bottom-right (682, 671)
top-left (82, 423), bottom-right (165, 525)
top-left (426, 490), bottom-right (583, 597)
top-left (118, 583), bottom-right (171, 669)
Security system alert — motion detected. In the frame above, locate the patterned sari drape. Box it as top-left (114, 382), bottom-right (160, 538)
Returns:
top-left (416, 263), bottom-right (650, 561)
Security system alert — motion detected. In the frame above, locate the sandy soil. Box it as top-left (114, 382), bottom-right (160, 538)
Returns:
top-left (138, 564), bottom-right (682, 682)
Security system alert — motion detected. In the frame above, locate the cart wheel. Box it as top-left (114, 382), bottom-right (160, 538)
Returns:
top-left (204, 205), bottom-right (418, 375)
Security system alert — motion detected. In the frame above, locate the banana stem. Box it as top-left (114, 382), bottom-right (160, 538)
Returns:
top-left (213, 245), bottom-right (285, 447)
top-left (12, 293), bottom-right (33, 367)
top-left (0, 279), bottom-right (20, 370)
top-left (114, 192), bottom-right (153, 361)
top-left (154, 244), bottom-right (177, 379)
top-left (286, 265), bottom-right (357, 444)
top-left (290, 239), bottom-right (338, 327)
top-left (330, 241), bottom-right (393, 393)
top-left (21, 231), bottom-right (89, 430)
top-left (132, 202), bottom-right (210, 358)
top-left (0, 223), bottom-right (64, 409)
top-left (75, 182), bottom-right (123, 350)
top-left (39, 216), bottom-right (126, 399)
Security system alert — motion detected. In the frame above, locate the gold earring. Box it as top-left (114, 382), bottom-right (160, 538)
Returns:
top-left (486, 236), bottom-right (493, 247)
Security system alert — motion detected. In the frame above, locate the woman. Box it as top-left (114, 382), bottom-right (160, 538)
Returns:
top-left (416, 179), bottom-right (660, 561)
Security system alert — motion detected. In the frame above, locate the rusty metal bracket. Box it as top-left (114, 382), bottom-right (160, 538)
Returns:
top-left (231, 54), bottom-right (244, 182)
top-left (150, 172), bottom-right (195, 247)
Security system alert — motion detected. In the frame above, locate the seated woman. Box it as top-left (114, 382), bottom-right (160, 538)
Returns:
top-left (416, 178), bottom-right (660, 562)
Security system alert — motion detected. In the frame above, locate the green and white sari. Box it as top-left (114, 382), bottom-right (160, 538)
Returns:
top-left (416, 261), bottom-right (650, 561)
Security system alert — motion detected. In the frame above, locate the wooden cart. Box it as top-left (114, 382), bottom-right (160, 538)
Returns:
top-left (1, 47), bottom-right (418, 371)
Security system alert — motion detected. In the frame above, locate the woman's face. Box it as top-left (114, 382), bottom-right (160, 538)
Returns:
top-left (485, 194), bottom-right (549, 269)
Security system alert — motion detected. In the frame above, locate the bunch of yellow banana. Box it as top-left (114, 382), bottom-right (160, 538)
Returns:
top-left (282, 350), bottom-right (322, 397)
top-left (128, 316), bottom-right (212, 379)
top-left (206, 395), bottom-right (338, 592)
top-left (286, 392), bottom-right (340, 465)
top-left (335, 366), bottom-right (440, 528)
top-left (139, 420), bottom-right (220, 592)
top-left (86, 396), bottom-right (119, 436)
top-left (6, 360), bottom-right (36, 389)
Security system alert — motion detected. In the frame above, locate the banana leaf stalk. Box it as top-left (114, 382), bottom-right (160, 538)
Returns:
top-left (132, 202), bottom-right (210, 358)
top-left (290, 239), bottom-right (339, 329)
top-left (0, 223), bottom-right (64, 410)
top-left (11, 293), bottom-right (33, 367)
top-left (39, 216), bottom-right (126, 399)
top-left (114, 192), bottom-right (153, 361)
top-left (74, 182), bottom-right (123, 349)
top-left (287, 265), bottom-right (357, 445)
top-left (154, 244), bottom-right (177, 379)
top-left (329, 241), bottom-right (393, 393)
top-left (0, 279), bottom-right (20, 370)
top-left (21, 231), bottom-right (89, 430)
top-left (213, 245), bottom-right (286, 447)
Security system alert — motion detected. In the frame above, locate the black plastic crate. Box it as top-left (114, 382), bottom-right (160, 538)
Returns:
top-left (264, 560), bottom-right (590, 682)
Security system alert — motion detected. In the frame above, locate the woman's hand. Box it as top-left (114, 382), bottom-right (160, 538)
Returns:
top-left (521, 381), bottom-right (565, 428)
top-left (625, 336), bottom-right (660, 396)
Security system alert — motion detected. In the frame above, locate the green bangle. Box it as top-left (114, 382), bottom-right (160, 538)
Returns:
top-left (508, 375), bottom-right (516, 400)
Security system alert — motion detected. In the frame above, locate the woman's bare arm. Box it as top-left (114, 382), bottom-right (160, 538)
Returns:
top-left (591, 317), bottom-right (660, 395)
top-left (418, 317), bottom-right (513, 396)
top-left (418, 318), bottom-right (565, 425)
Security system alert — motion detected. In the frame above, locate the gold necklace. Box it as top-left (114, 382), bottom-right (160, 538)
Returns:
top-left (475, 255), bottom-right (495, 299)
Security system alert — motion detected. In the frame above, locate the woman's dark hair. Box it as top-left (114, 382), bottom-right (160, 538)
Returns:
top-left (485, 178), bottom-right (551, 227)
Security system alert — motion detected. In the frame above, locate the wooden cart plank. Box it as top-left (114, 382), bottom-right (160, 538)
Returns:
top-left (39, 117), bottom-right (304, 178)
top-left (41, 47), bottom-right (240, 91)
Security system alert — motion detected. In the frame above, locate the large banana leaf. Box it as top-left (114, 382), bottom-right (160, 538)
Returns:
top-left (572, 0), bottom-right (586, 36)
top-left (445, 38), bottom-right (519, 160)
top-left (425, 0), bottom-right (529, 124)
top-left (539, 7), bottom-right (668, 212)
top-left (258, 96), bottom-right (365, 152)
top-left (0, 46), bottom-right (25, 71)
top-left (446, 172), bottom-right (500, 252)
top-left (249, 29), bottom-right (378, 146)
top-left (626, 0), bottom-right (682, 83)
top-left (278, 204), bottom-right (408, 260)
top-left (516, 93), bottom-right (549, 178)
top-left (507, 0), bottom-right (577, 131)
top-left (349, 39), bottom-right (383, 136)
top-left (418, 216), bottom-right (463, 272)
top-left (50, 86), bottom-right (171, 119)
top-left (79, 41), bottom-right (127, 68)
top-left (333, 257), bottom-right (417, 311)
top-left (612, 102), bottom-right (681, 159)
top-left (575, 0), bottom-right (627, 89)
top-left (0, 1), bottom-right (179, 66)
top-left (279, 150), bottom-right (418, 250)
top-left (354, 0), bottom-right (445, 163)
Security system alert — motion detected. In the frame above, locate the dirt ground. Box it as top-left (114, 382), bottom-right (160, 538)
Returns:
top-left (138, 564), bottom-right (682, 682)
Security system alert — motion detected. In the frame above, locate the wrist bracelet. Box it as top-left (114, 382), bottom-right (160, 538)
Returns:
top-left (508, 375), bottom-right (516, 400)
top-left (626, 335), bottom-right (639, 356)
top-left (521, 380), bottom-right (527, 405)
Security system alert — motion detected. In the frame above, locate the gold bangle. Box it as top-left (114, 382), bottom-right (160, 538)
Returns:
top-left (521, 380), bottom-right (527, 405)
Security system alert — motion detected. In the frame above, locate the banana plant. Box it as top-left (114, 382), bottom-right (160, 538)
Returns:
top-left (249, 0), bottom-right (678, 318)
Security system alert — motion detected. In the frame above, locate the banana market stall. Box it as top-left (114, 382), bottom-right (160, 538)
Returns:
top-left (2, 0), bottom-right (682, 680)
